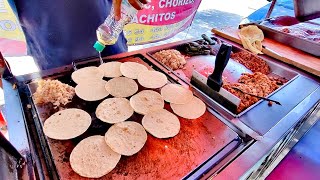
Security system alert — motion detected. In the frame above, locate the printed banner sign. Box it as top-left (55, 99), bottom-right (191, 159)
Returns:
top-left (0, 0), bottom-right (202, 55)
top-left (0, 0), bottom-right (25, 41)
top-left (124, 0), bottom-right (202, 45)
top-left (0, 0), bottom-right (26, 55)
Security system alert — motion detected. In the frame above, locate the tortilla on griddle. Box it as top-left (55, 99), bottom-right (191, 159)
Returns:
top-left (71, 66), bottom-right (104, 84)
top-left (137, 70), bottom-right (168, 89)
top-left (161, 84), bottom-right (193, 104)
top-left (105, 121), bottom-right (147, 156)
top-left (70, 135), bottom-right (121, 178)
top-left (170, 96), bottom-right (206, 119)
top-left (99, 61), bottom-right (122, 78)
top-left (43, 108), bottom-right (91, 140)
top-left (105, 77), bottom-right (138, 98)
top-left (130, 90), bottom-right (164, 115)
top-left (120, 62), bottom-right (148, 79)
top-left (96, 98), bottom-right (134, 124)
top-left (75, 79), bottom-right (109, 101)
top-left (142, 109), bottom-right (180, 138)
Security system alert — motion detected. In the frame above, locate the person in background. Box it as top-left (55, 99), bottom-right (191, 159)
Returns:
top-left (8, 0), bottom-right (148, 70)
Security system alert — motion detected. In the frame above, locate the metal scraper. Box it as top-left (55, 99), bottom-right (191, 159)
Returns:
top-left (190, 43), bottom-right (241, 113)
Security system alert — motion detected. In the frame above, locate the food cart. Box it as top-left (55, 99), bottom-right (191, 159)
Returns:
top-left (1, 0), bottom-right (320, 179)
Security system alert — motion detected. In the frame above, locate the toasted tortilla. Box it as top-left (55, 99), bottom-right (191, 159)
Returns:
top-left (161, 84), bottom-right (193, 104)
top-left (170, 96), bottom-right (206, 119)
top-left (142, 109), bottom-right (180, 138)
top-left (99, 61), bottom-right (122, 78)
top-left (120, 62), bottom-right (148, 79)
top-left (96, 98), bottom-right (134, 124)
top-left (43, 108), bottom-right (91, 140)
top-left (105, 121), bottom-right (147, 156)
top-left (70, 135), bottom-right (121, 178)
top-left (239, 25), bottom-right (264, 54)
top-left (130, 90), bottom-right (164, 115)
top-left (240, 25), bottom-right (264, 42)
top-left (105, 77), bottom-right (138, 98)
top-left (71, 66), bottom-right (104, 84)
top-left (75, 79), bottom-right (109, 101)
top-left (137, 70), bottom-right (168, 89)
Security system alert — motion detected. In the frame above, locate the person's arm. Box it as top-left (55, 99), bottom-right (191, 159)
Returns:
top-left (113, 0), bottom-right (149, 20)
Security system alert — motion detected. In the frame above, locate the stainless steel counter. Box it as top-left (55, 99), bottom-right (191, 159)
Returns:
top-left (267, 118), bottom-right (320, 180)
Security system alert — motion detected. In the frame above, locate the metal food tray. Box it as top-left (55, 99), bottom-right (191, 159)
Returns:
top-left (147, 38), bottom-right (299, 118)
top-left (24, 54), bottom-right (245, 179)
top-left (252, 23), bottom-right (320, 57)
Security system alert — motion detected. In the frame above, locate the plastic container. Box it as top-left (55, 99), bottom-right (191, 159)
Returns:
top-left (94, 0), bottom-right (138, 52)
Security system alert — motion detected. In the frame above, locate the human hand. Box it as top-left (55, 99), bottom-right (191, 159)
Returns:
top-left (113, 0), bottom-right (149, 21)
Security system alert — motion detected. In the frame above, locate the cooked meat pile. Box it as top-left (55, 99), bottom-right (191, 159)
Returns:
top-left (262, 20), bottom-right (320, 43)
top-left (153, 49), bottom-right (187, 70)
top-left (231, 51), bottom-right (270, 74)
top-left (278, 27), bottom-right (320, 43)
top-left (223, 72), bottom-right (279, 113)
top-left (33, 79), bottom-right (75, 107)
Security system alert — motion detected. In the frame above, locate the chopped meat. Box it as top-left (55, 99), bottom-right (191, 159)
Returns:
top-left (223, 72), bottom-right (279, 113)
top-left (153, 49), bottom-right (187, 70)
top-left (273, 23), bottom-right (320, 43)
top-left (231, 51), bottom-right (270, 74)
top-left (33, 79), bottom-right (75, 108)
top-left (268, 76), bottom-right (288, 85)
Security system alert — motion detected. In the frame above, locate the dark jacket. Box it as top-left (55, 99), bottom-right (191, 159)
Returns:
top-left (9, 0), bottom-right (128, 70)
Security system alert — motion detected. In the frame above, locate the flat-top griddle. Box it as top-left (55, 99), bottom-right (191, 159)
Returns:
top-left (25, 55), bottom-right (242, 179)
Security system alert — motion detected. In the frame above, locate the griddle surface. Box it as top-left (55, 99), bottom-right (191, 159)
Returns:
top-left (27, 56), bottom-right (239, 179)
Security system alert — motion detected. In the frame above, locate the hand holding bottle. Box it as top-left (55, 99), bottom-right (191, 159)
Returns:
top-left (113, 0), bottom-right (149, 20)
top-left (94, 0), bottom-right (149, 52)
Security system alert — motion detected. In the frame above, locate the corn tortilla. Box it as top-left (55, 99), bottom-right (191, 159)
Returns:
top-left (96, 98), bottom-right (134, 124)
top-left (120, 62), bottom-right (148, 79)
top-left (137, 70), bottom-right (168, 89)
top-left (142, 109), bottom-right (180, 138)
top-left (70, 135), bottom-right (121, 178)
top-left (105, 121), bottom-right (147, 156)
top-left (105, 77), bottom-right (138, 98)
top-left (161, 84), bottom-right (193, 104)
top-left (75, 79), bottom-right (109, 101)
top-left (130, 90), bottom-right (164, 115)
top-left (99, 61), bottom-right (122, 78)
top-left (43, 108), bottom-right (91, 140)
top-left (170, 96), bottom-right (206, 119)
top-left (71, 66), bottom-right (104, 84)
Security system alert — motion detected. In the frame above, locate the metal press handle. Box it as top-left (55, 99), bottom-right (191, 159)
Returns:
top-left (72, 61), bottom-right (79, 71)
top-left (71, 56), bottom-right (104, 71)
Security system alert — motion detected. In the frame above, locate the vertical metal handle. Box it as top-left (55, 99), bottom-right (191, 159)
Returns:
top-left (265, 0), bottom-right (277, 19)
top-left (207, 43), bottom-right (232, 91)
top-left (72, 61), bottom-right (78, 71)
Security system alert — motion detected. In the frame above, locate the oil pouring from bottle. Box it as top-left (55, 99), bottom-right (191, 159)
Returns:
top-left (93, 0), bottom-right (138, 53)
